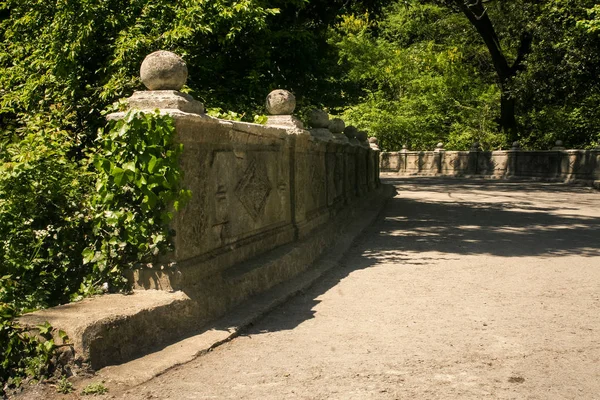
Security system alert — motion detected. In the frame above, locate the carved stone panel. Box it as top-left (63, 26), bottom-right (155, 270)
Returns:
top-left (235, 159), bottom-right (272, 221)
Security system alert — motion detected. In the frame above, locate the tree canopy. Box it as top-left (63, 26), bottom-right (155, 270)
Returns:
top-left (335, 0), bottom-right (600, 150)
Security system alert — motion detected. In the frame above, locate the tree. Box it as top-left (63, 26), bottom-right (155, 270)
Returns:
top-left (447, 0), bottom-right (533, 142)
top-left (333, 2), bottom-right (505, 151)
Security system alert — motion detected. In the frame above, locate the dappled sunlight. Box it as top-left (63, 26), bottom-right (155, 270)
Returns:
top-left (372, 179), bottom-right (600, 258)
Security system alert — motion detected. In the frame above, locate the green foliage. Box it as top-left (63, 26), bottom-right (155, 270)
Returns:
top-left (333, 3), bottom-right (506, 151)
top-left (0, 110), bottom-right (187, 389)
top-left (81, 382), bottom-right (108, 396)
top-left (0, 117), bottom-right (93, 311)
top-left (206, 107), bottom-right (267, 124)
top-left (83, 110), bottom-right (190, 288)
top-left (333, 0), bottom-right (600, 150)
top-left (56, 375), bottom-right (74, 394)
top-left (511, 0), bottom-right (600, 149)
top-left (0, 0), bottom-right (390, 149)
top-left (0, 303), bottom-right (57, 392)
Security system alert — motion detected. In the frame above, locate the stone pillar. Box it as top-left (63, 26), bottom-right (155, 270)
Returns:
top-left (344, 126), bottom-right (361, 146)
top-left (552, 140), bottom-right (566, 151)
top-left (355, 130), bottom-right (370, 148)
top-left (400, 144), bottom-right (408, 174)
top-left (367, 138), bottom-right (380, 188)
top-left (434, 142), bottom-right (444, 174)
top-left (265, 90), bottom-right (304, 131)
top-left (123, 50), bottom-right (205, 115)
top-left (328, 118), bottom-right (347, 208)
top-left (468, 142), bottom-right (480, 175)
top-left (329, 118), bottom-right (349, 144)
top-left (308, 109), bottom-right (334, 142)
top-left (508, 141), bottom-right (521, 176)
top-left (344, 126), bottom-right (359, 200)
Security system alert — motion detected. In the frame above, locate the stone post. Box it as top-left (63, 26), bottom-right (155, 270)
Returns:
top-left (355, 130), bottom-right (370, 148)
top-left (508, 141), bottom-right (521, 176)
top-left (368, 137), bottom-right (380, 187)
top-left (368, 137), bottom-right (380, 151)
top-left (265, 89), bottom-right (304, 131)
top-left (308, 109), bottom-right (334, 141)
top-left (400, 144), bottom-right (408, 174)
top-left (434, 142), bottom-right (444, 174)
top-left (344, 126), bottom-right (361, 146)
top-left (552, 140), bottom-right (566, 151)
top-left (329, 118), bottom-right (349, 144)
top-left (122, 50), bottom-right (205, 115)
top-left (469, 141), bottom-right (480, 175)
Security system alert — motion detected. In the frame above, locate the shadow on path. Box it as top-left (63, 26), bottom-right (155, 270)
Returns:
top-left (242, 178), bottom-right (600, 335)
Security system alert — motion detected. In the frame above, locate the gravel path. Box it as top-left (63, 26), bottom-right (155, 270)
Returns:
top-left (120, 178), bottom-right (600, 399)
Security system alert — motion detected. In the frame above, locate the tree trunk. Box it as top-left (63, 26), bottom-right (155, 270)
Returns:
top-left (500, 90), bottom-right (518, 143)
top-left (453, 0), bottom-right (532, 140)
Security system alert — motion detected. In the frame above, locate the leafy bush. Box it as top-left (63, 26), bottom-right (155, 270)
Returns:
top-left (81, 382), bottom-right (108, 396)
top-left (82, 110), bottom-right (190, 289)
top-left (0, 116), bottom-right (93, 312)
top-left (0, 303), bottom-right (58, 392)
top-left (332, 4), bottom-right (506, 151)
top-left (0, 110), bottom-right (188, 390)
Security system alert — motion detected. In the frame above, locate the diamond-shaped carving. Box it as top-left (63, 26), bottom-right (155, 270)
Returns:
top-left (235, 160), bottom-right (272, 220)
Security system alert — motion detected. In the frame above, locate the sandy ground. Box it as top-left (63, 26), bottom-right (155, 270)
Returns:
top-left (29, 178), bottom-right (600, 399)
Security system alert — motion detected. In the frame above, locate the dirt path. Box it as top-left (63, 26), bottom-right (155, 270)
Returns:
top-left (112, 179), bottom-right (600, 399)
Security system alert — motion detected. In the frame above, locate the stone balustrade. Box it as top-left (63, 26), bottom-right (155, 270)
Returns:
top-left (381, 141), bottom-right (600, 184)
top-left (110, 50), bottom-right (384, 314)
top-left (19, 51), bottom-right (391, 371)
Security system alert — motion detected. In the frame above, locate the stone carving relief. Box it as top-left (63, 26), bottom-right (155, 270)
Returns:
top-left (309, 156), bottom-right (326, 205)
top-left (235, 159), bottom-right (272, 221)
top-left (177, 148), bottom-right (210, 252)
top-left (334, 153), bottom-right (344, 197)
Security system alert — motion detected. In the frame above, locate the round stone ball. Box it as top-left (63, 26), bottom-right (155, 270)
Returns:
top-left (329, 118), bottom-right (345, 134)
top-left (309, 109), bottom-right (330, 128)
top-left (555, 140), bottom-right (564, 147)
top-left (368, 137), bottom-right (378, 144)
top-left (436, 142), bottom-right (444, 149)
top-left (140, 51), bottom-right (188, 91)
top-left (512, 141), bottom-right (521, 148)
top-left (266, 90), bottom-right (296, 115)
top-left (344, 126), bottom-right (358, 139)
top-left (356, 130), bottom-right (368, 142)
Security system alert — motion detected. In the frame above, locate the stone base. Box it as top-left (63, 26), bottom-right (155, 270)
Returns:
top-left (266, 115), bottom-right (304, 130)
top-left (310, 128), bottom-right (334, 142)
top-left (127, 90), bottom-right (204, 114)
top-left (333, 133), bottom-right (350, 144)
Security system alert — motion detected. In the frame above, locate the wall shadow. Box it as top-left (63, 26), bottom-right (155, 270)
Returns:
top-left (238, 178), bottom-right (600, 335)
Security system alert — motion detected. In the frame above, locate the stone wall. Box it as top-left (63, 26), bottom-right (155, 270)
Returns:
top-left (381, 142), bottom-right (600, 184)
top-left (105, 51), bottom-right (384, 336)
top-left (18, 51), bottom-right (390, 370)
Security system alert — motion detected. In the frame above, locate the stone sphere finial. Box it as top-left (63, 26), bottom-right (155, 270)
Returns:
top-left (355, 130), bottom-right (368, 142)
top-left (555, 140), bottom-right (563, 147)
top-left (329, 118), bottom-right (345, 134)
top-left (512, 141), bottom-right (521, 149)
top-left (436, 142), bottom-right (444, 149)
top-left (344, 125), bottom-right (358, 139)
top-left (266, 90), bottom-right (296, 115)
top-left (309, 109), bottom-right (330, 128)
top-left (140, 51), bottom-right (188, 91)
top-left (402, 144), bottom-right (408, 150)
top-left (368, 137), bottom-right (378, 144)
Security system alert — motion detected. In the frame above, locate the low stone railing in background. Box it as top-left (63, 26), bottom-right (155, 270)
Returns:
top-left (381, 141), bottom-right (600, 184)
